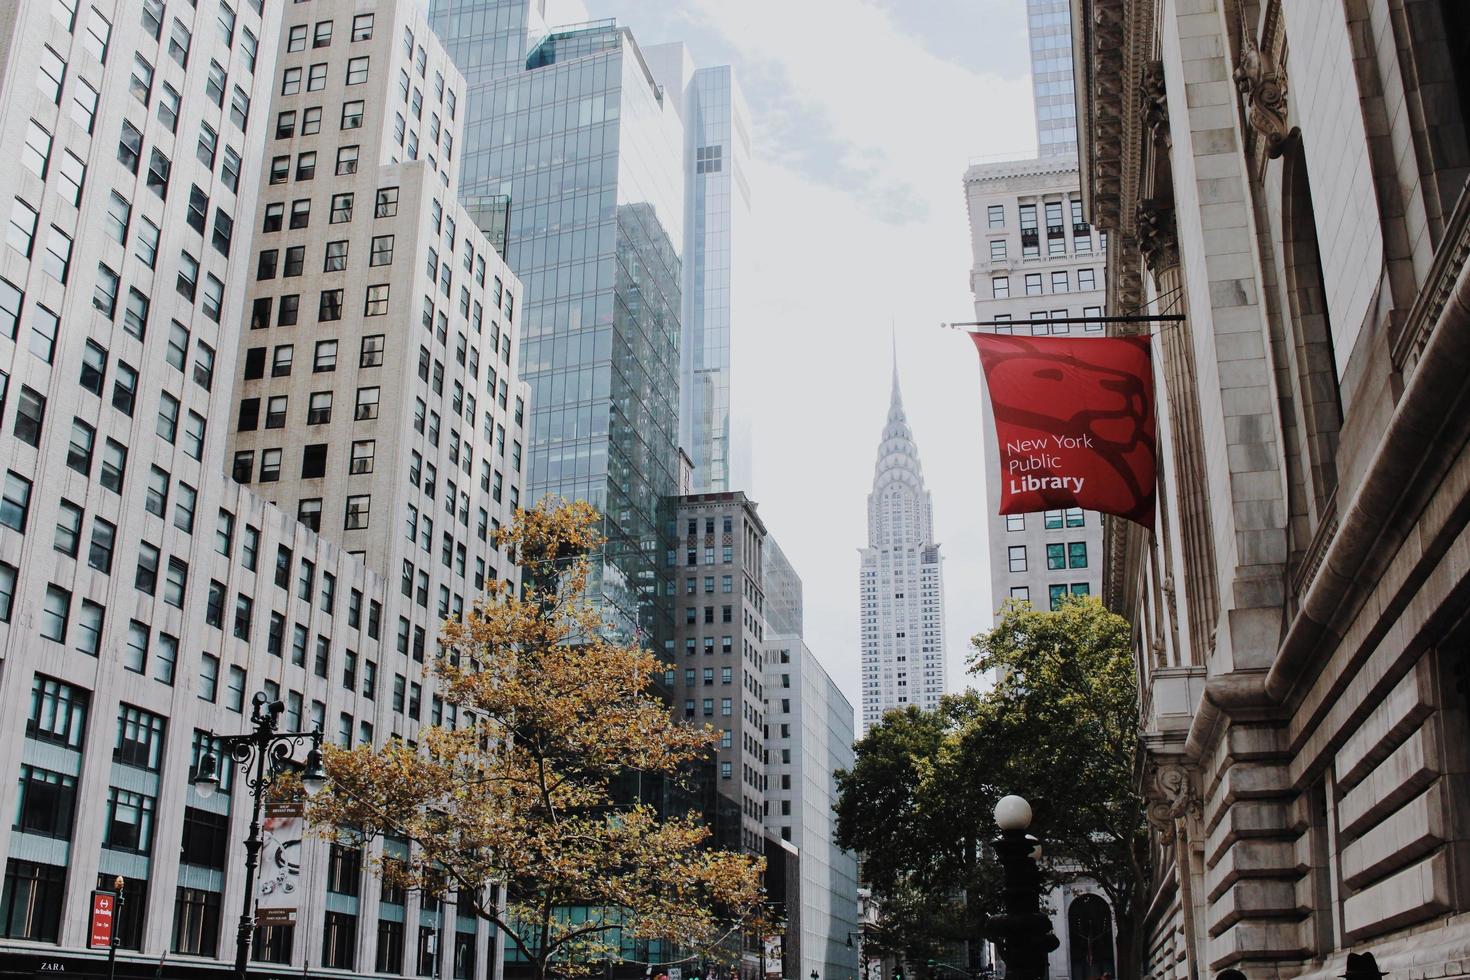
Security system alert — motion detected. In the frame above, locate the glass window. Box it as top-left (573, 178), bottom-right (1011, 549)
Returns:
top-left (1007, 545), bottom-right (1027, 573)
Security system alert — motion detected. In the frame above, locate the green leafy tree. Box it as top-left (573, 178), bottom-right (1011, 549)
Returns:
top-left (836, 597), bottom-right (1148, 979)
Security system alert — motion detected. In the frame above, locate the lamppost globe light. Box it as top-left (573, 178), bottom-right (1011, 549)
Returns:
top-left (994, 794), bottom-right (1032, 831)
top-left (192, 753), bottom-right (220, 800)
top-left (302, 746), bottom-right (328, 796)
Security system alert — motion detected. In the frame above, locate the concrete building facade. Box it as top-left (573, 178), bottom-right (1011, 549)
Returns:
top-left (764, 635), bottom-right (860, 980)
top-left (963, 159), bottom-right (1107, 617)
top-left (858, 365), bottom-right (946, 734)
top-left (1027, 0), bottom-right (1080, 159)
top-left (1072, 0), bottom-right (1470, 976)
top-left (0, 0), bottom-right (527, 975)
top-left (672, 491), bottom-right (769, 858)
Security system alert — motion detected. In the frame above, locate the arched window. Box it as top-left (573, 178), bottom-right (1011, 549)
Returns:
top-left (1068, 893), bottom-right (1115, 980)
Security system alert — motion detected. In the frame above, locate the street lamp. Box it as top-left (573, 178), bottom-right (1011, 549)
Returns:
top-left (192, 692), bottom-right (327, 980)
top-left (106, 875), bottom-right (124, 980)
top-left (983, 795), bottom-right (1058, 980)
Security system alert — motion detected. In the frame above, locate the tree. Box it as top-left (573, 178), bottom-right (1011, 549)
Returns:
top-left (972, 596), bottom-right (1148, 980)
top-left (836, 597), bottom-right (1147, 979)
top-left (308, 500), bottom-right (766, 980)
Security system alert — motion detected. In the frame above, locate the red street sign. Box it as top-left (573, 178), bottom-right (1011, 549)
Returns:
top-left (89, 891), bottom-right (116, 949)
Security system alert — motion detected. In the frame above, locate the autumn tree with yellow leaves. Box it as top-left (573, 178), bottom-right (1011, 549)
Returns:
top-left (308, 500), bottom-right (766, 980)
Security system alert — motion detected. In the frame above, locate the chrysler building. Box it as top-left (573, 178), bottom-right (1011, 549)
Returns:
top-left (859, 359), bottom-right (948, 733)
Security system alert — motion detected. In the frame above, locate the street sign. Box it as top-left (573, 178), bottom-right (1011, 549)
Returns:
top-left (668, 968), bottom-right (682, 980)
top-left (89, 890), bottom-right (116, 949)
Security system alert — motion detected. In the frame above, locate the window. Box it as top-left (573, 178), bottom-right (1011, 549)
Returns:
top-left (370, 235), bottom-right (394, 266)
top-left (336, 145), bottom-right (359, 176)
top-left (308, 391), bottom-right (332, 425)
top-left (1079, 268), bottom-right (1096, 290)
top-left (350, 440), bottom-right (374, 474)
top-left (260, 449), bottom-right (282, 482)
top-left (14, 388), bottom-right (44, 446)
top-left (0, 280), bottom-right (21, 339)
top-left (990, 239), bottom-right (1006, 261)
top-left (355, 387), bottom-right (379, 420)
top-left (272, 347), bottom-right (294, 378)
top-left (8, 199), bottom-right (38, 257)
top-left (115, 704), bottom-right (166, 771)
top-left (324, 240), bottom-right (347, 272)
top-left (37, 46), bottom-right (66, 104)
top-left (283, 245), bottom-right (305, 276)
top-left (31, 305), bottom-right (60, 361)
top-left (341, 100), bottom-right (364, 129)
top-left (0, 861), bottom-right (66, 941)
top-left (318, 289), bottom-right (344, 321)
top-left (1068, 541), bottom-right (1088, 568)
top-left (158, 82), bottom-right (181, 132)
top-left (15, 766), bottom-right (76, 839)
top-left (307, 63), bottom-right (327, 91)
top-left (302, 444), bottom-right (327, 478)
top-left (146, 148), bottom-right (171, 199)
top-left (100, 440), bottom-right (126, 493)
top-left (1046, 543), bottom-right (1066, 570)
top-left (3, 471), bottom-right (34, 531)
top-left (375, 187), bottom-right (398, 217)
top-left (74, 601), bottom-right (103, 656)
top-left (365, 284), bottom-right (389, 315)
top-left (89, 518), bottom-right (115, 572)
top-left (43, 227), bottom-right (73, 283)
top-left (352, 14), bottom-right (374, 39)
top-left (177, 251), bottom-right (199, 300)
top-left (988, 204), bottom-right (1005, 228)
top-left (346, 57), bottom-right (369, 85)
top-left (298, 498), bottom-right (322, 531)
top-left (40, 585), bottom-right (70, 641)
top-left (136, 218), bottom-right (160, 267)
top-left (315, 340), bottom-right (338, 371)
top-left (22, 121), bottom-right (52, 179)
top-left (66, 418), bottom-right (95, 474)
top-left (296, 152), bottom-right (316, 181)
top-left (330, 193), bottom-right (353, 223)
top-left (1007, 545), bottom-right (1027, 573)
top-left (1025, 272), bottom-right (1042, 296)
top-left (992, 276), bottom-right (1009, 299)
top-left (345, 495), bottom-right (370, 530)
top-left (1005, 513), bottom-right (1025, 532)
top-left (1010, 586), bottom-right (1031, 602)
top-left (157, 392), bottom-right (180, 442)
top-left (359, 335), bottom-right (384, 367)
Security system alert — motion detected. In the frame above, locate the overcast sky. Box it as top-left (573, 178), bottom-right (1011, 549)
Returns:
top-left (550, 0), bottom-right (1040, 711)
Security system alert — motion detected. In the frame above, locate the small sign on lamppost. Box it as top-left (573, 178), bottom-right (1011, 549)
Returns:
top-left (88, 890), bottom-right (116, 949)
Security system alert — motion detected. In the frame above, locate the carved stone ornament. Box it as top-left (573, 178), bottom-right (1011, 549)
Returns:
top-left (1232, 19), bottom-right (1295, 159)
top-left (1141, 60), bottom-right (1170, 147)
top-left (1136, 200), bottom-right (1179, 274)
top-left (1145, 762), bottom-right (1202, 844)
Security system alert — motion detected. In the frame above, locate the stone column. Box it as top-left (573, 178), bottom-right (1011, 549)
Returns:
top-left (1137, 202), bottom-right (1219, 667)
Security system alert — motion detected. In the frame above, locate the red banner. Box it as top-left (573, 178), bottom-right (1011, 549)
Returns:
top-left (972, 333), bottom-right (1156, 528)
top-left (89, 891), bottom-right (116, 949)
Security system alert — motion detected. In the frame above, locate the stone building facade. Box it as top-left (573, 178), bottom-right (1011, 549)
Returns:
top-left (963, 157), bottom-right (1107, 618)
top-left (672, 491), bottom-right (770, 858)
top-left (1072, 0), bottom-right (1470, 976)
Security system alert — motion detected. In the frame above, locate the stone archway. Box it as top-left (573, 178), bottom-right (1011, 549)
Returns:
top-left (1067, 893), bottom-right (1115, 980)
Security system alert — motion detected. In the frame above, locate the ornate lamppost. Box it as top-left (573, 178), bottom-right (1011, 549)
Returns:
top-left (191, 692), bottom-right (328, 980)
top-left (984, 796), bottom-right (1058, 980)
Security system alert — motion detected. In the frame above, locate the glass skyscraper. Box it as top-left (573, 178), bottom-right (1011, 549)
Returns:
top-left (1027, 0), bottom-right (1078, 157)
top-left (643, 48), bottom-right (754, 493)
top-left (431, 2), bottom-right (686, 647)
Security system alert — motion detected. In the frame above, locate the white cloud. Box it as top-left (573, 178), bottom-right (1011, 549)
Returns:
top-left (572, 0), bottom-right (1037, 708)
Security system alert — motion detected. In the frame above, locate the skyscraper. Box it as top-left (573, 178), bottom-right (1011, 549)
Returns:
top-left (0, 0), bottom-right (526, 973)
top-left (432, 2), bottom-right (686, 649)
top-left (858, 362), bottom-right (947, 733)
top-left (964, 0), bottom-right (1102, 617)
top-left (1026, 0), bottom-right (1077, 159)
top-left (963, 160), bottom-right (1106, 616)
top-left (643, 45), bottom-right (753, 493)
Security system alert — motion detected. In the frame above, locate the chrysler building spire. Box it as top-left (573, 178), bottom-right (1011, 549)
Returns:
top-left (859, 351), bottom-right (948, 733)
